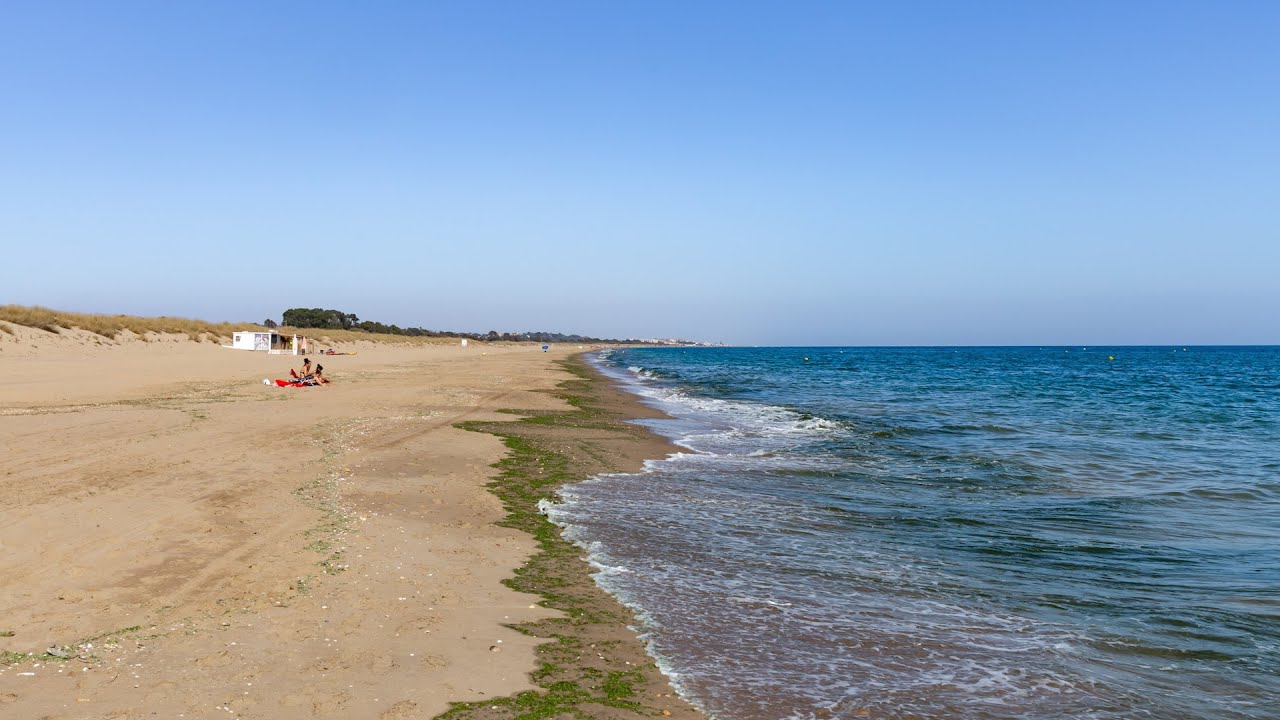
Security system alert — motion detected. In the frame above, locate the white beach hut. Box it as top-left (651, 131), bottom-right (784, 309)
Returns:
top-left (227, 331), bottom-right (310, 355)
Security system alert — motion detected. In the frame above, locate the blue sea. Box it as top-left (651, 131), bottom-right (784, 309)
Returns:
top-left (544, 346), bottom-right (1280, 720)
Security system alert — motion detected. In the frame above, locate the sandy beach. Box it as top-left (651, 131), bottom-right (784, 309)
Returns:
top-left (0, 326), bottom-right (701, 719)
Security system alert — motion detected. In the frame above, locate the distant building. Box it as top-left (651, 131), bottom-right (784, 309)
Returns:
top-left (638, 338), bottom-right (719, 347)
top-left (226, 331), bottom-right (310, 355)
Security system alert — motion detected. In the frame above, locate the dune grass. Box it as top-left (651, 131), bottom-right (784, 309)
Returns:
top-left (288, 327), bottom-right (460, 346)
top-left (0, 305), bottom-right (249, 341)
top-left (0, 305), bottom-right (462, 345)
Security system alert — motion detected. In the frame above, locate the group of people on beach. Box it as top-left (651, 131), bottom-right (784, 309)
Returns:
top-left (293, 357), bottom-right (330, 385)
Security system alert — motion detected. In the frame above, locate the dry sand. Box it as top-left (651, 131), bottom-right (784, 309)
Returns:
top-left (0, 326), bottom-right (699, 719)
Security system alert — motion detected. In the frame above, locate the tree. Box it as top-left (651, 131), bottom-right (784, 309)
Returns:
top-left (263, 319), bottom-right (278, 328)
top-left (283, 308), bottom-right (352, 329)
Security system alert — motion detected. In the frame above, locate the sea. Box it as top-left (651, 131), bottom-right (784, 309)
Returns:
top-left (542, 346), bottom-right (1280, 720)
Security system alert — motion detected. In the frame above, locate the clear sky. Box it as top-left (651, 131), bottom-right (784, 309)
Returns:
top-left (2, 1), bottom-right (1277, 345)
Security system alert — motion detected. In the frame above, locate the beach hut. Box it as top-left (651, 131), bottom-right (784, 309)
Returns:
top-left (227, 331), bottom-right (310, 355)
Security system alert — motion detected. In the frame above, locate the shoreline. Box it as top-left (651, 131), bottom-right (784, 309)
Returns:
top-left (1, 333), bottom-right (567, 719)
top-left (442, 354), bottom-right (704, 720)
top-left (0, 329), bottom-right (701, 719)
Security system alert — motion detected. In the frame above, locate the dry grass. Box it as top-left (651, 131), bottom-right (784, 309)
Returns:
top-left (0, 305), bottom-right (461, 346)
top-left (0, 305), bottom-right (249, 341)
top-left (296, 328), bottom-right (458, 346)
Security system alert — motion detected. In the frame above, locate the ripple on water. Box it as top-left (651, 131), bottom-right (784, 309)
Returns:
top-left (573, 347), bottom-right (1280, 720)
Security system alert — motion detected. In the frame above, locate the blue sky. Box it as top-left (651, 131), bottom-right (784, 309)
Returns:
top-left (2, 1), bottom-right (1277, 345)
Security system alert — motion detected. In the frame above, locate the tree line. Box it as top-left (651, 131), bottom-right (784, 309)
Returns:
top-left (268, 307), bottom-right (639, 344)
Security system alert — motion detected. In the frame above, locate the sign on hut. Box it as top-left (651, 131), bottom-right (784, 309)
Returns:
top-left (226, 331), bottom-right (310, 355)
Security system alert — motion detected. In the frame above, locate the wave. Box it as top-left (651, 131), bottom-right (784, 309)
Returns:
top-left (578, 347), bottom-right (1280, 720)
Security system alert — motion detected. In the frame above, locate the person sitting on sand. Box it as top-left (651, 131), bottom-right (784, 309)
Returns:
top-left (313, 363), bottom-right (330, 384)
top-left (295, 357), bottom-right (313, 380)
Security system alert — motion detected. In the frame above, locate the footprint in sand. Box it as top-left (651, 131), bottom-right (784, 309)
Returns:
top-left (370, 653), bottom-right (396, 672)
top-left (380, 700), bottom-right (419, 719)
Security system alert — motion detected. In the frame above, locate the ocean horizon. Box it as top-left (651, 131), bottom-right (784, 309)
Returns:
top-left (546, 346), bottom-right (1279, 719)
